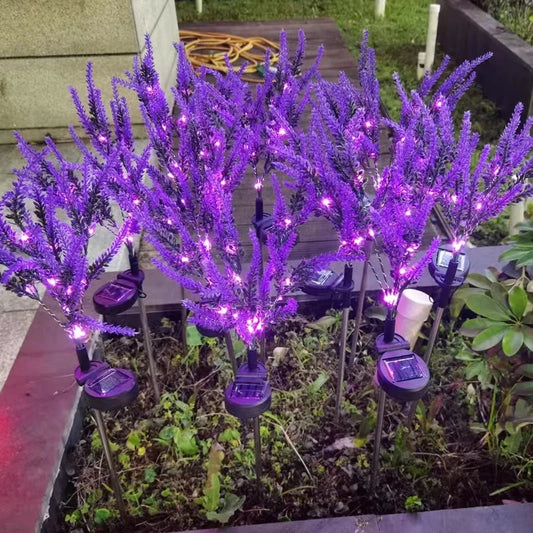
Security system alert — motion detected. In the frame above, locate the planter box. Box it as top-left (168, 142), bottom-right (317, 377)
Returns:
top-left (438, 0), bottom-right (533, 120)
top-left (0, 246), bottom-right (525, 532)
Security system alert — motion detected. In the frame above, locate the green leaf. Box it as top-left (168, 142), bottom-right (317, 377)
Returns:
top-left (467, 273), bottom-right (492, 289)
top-left (516, 364), bottom-right (533, 379)
top-left (516, 251), bottom-right (533, 267)
top-left (512, 381), bottom-right (533, 396)
top-left (188, 325), bottom-right (203, 346)
top-left (466, 294), bottom-right (511, 321)
top-left (459, 318), bottom-right (502, 337)
top-left (502, 328), bottom-right (524, 356)
top-left (144, 467), bottom-right (157, 483)
top-left (490, 282), bottom-right (508, 308)
top-left (94, 508), bottom-right (112, 524)
top-left (508, 286), bottom-right (528, 318)
top-left (472, 325), bottom-right (507, 351)
top-left (206, 493), bottom-right (245, 524)
top-left (450, 287), bottom-right (483, 319)
top-left (204, 472), bottom-right (221, 512)
top-left (174, 428), bottom-right (199, 456)
top-left (522, 326), bottom-right (533, 351)
top-left (126, 431), bottom-right (141, 451)
top-left (308, 371), bottom-right (329, 393)
top-left (307, 315), bottom-right (337, 330)
top-left (364, 305), bottom-right (387, 320)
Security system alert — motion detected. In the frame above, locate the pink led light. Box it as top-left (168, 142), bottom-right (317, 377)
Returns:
top-left (166, 218), bottom-right (173, 225)
top-left (46, 278), bottom-right (58, 287)
top-left (383, 290), bottom-right (399, 307)
top-left (475, 202), bottom-right (482, 210)
top-left (225, 243), bottom-right (237, 255)
top-left (133, 198), bottom-right (141, 206)
top-left (321, 197), bottom-right (332, 208)
top-left (146, 85), bottom-right (154, 94)
top-left (161, 124), bottom-right (167, 132)
top-left (126, 235), bottom-right (134, 243)
top-left (97, 134), bottom-right (107, 143)
top-left (399, 267), bottom-right (407, 275)
top-left (69, 324), bottom-right (87, 340)
top-left (221, 179), bottom-right (227, 186)
top-left (405, 209), bottom-right (412, 216)
top-left (406, 243), bottom-right (419, 253)
top-left (199, 150), bottom-right (206, 158)
top-left (452, 239), bottom-right (465, 252)
top-left (283, 276), bottom-right (291, 286)
top-left (354, 236), bottom-right (363, 246)
top-left (254, 181), bottom-right (263, 191)
top-left (283, 82), bottom-right (289, 91)
top-left (19, 233), bottom-right (29, 242)
top-left (217, 306), bottom-right (228, 315)
top-left (171, 161), bottom-right (179, 169)
top-left (283, 218), bottom-right (292, 227)
top-left (180, 256), bottom-right (190, 263)
top-left (214, 140), bottom-right (221, 148)
top-left (364, 120), bottom-right (373, 129)
top-left (88, 226), bottom-right (96, 236)
top-left (202, 237), bottom-right (212, 251)
top-left (278, 127), bottom-right (287, 137)
top-left (66, 286), bottom-right (73, 296)
top-left (178, 114), bottom-right (188, 125)
top-left (232, 273), bottom-right (242, 283)
top-left (167, 172), bottom-right (174, 179)
top-left (434, 98), bottom-right (443, 109)
top-left (368, 228), bottom-right (375, 238)
top-left (451, 194), bottom-right (458, 204)
top-left (493, 165), bottom-right (500, 176)
top-left (232, 312), bottom-right (239, 319)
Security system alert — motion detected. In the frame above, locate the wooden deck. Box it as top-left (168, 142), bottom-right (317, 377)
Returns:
top-left (140, 18), bottom-right (439, 267)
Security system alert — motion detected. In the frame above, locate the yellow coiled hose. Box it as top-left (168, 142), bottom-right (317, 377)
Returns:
top-left (179, 30), bottom-right (280, 82)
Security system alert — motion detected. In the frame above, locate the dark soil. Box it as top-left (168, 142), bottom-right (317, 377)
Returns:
top-left (59, 310), bottom-right (532, 532)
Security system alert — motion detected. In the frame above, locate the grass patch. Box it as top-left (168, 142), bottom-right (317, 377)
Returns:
top-left (176, 0), bottom-right (505, 143)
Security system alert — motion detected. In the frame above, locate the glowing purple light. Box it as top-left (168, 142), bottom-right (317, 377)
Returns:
top-left (321, 197), bottom-right (332, 208)
top-left (126, 235), bottom-right (134, 243)
top-left (167, 172), bottom-right (174, 179)
top-left (368, 228), bottom-right (375, 238)
top-left (19, 233), bottom-right (29, 242)
top-left (283, 276), bottom-right (291, 286)
top-left (405, 209), bottom-right (412, 216)
top-left (166, 218), bottom-right (173, 225)
top-left (97, 134), bottom-right (107, 144)
top-left (146, 85), bottom-right (154, 94)
top-left (47, 277), bottom-right (58, 287)
top-left (451, 194), bottom-right (458, 204)
top-left (475, 202), bottom-right (482, 211)
top-left (278, 127), bottom-right (287, 137)
top-left (202, 237), bottom-right (212, 251)
top-left (364, 120), bottom-right (373, 129)
top-left (354, 236), bottom-right (363, 246)
top-left (452, 239), bottom-right (465, 252)
top-left (178, 114), bottom-right (188, 125)
top-left (383, 290), bottom-right (399, 307)
top-left (399, 267), bottom-right (407, 276)
top-left (225, 243), bottom-right (237, 255)
top-left (214, 140), bottom-right (221, 148)
top-left (66, 286), bottom-right (73, 296)
top-left (217, 306), bottom-right (228, 315)
top-left (88, 226), bottom-right (96, 236)
top-left (69, 324), bottom-right (88, 340)
top-left (254, 181), bottom-right (263, 191)
top-left (180, 255), bottom-right (190, 263)
top-left (283, 218), bottom-right (292, 227)
top-left (133, 198), bottom-right (141, 206)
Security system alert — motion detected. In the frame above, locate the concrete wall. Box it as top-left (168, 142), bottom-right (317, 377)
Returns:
top-left (0, 0), bottom-right (179, 143)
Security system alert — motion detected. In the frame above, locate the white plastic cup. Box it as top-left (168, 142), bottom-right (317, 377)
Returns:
top-left (395, 289), bottom-right (434, 349)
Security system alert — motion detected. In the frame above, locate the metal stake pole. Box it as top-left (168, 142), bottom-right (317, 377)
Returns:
top-left (93, 410), bottom-right (127, 521)
top-left (349, 245), bottom-right (372, 365)
top-left (224, 331), bottom-right (238, 376)
top-left (180, 284), bottom-right (188, 348)
top-left (334, 306), bottom-right (351, 423)
top-left (253, 416), bottom-right (262, 482)
top-left (370, 388), bottom-right (386, 491)
top-left (138, 295), bottom-right (161, 402)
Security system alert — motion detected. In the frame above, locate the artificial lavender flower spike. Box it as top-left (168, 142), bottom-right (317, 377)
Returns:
top-left (440, 103), bottom-right (533, 251)
top-left (0, 137), bottom-right (135, 341)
